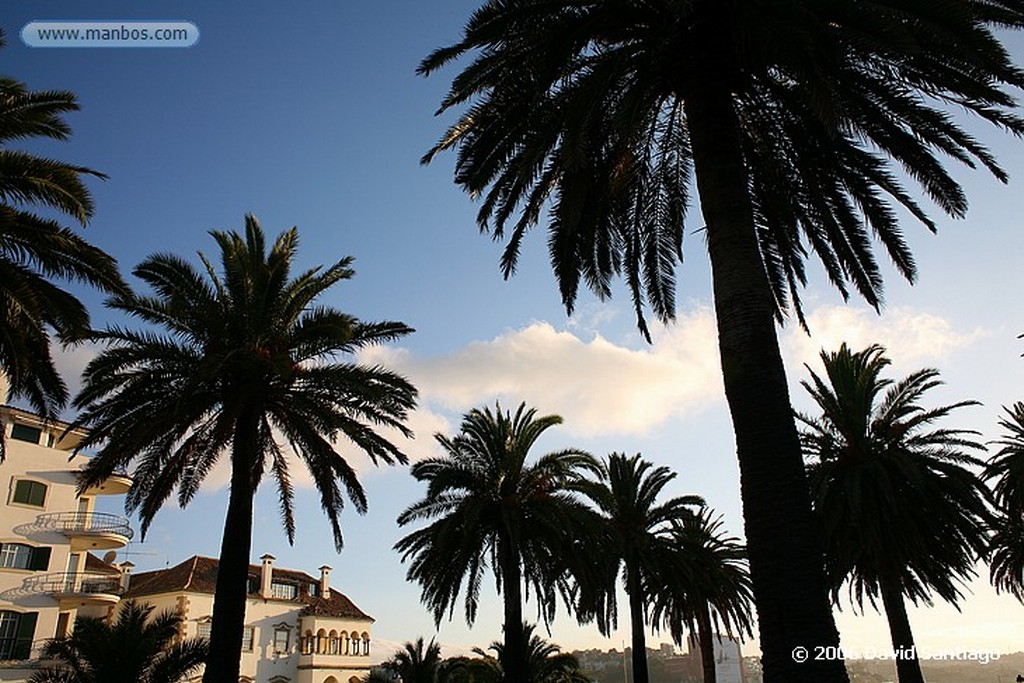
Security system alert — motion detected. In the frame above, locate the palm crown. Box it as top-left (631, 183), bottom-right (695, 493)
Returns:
top-left (0, 31), bottom-right (125, 421)
top-left (30, 600), bottom-right (207, 683)
top-left (575, 453), bottom-right (702, 683)
top-left (70, 215), bottom-right (416, 683)
top-left (396, 402), bottom-right (597, 682)
top-left (798, 343), bottom-right (991, 683)
top-left (986, 402), bottom-right (1024, 601)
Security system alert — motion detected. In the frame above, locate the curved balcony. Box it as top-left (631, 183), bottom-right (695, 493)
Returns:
top-left (26, 572), bottom-right (124, 608)
top-left (35, 511), bottom-right (134, 550)
top-left (78, 472), bottom-right (133, 496)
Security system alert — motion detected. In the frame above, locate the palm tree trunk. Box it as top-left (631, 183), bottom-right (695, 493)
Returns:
top-left (499, 535), bottom-right (525, 683)
top-left (202, 413), bottom-right (258, 683)
top-left (697, 603), bottom-right (716, 683)
top-left (625, 559), bottom-right (649, 683)
top-left (879, 577), bottom-right (925, 683)
top-left (681, 11), bottom-right (848, 683)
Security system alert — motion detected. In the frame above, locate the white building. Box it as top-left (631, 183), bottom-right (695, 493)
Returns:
top-left (688, 633), bottom-right (747, 683)
top-left (0, 404), bottom-right (376, 683)
top-left (123, 554), bottom-right (375, 683)
top-left (0, 405), bottom-right (133, 681)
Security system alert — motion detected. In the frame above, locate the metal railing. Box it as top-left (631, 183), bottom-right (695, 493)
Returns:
top-left (35, 511), bottom-right (134, 540)
top-left (25, 571), bottom-right (125, 597)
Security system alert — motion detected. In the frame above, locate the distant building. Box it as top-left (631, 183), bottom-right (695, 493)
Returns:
top-left (0, 405), bottom-right (133, 681)
top-left (124, 554), bottom-right (374, 683)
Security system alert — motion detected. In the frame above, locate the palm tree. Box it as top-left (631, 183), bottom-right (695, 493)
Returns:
top-left (382, 637), bottom-right (447, 683)
top-left (29, 599), bottom-right (207, 683)
top-left (395, 402), bottom-right (597, 683)
top-left (798, 344), bottom-right (991, 683)
top-left (986, 402), bottom-right (1024, 601)
top-left (472, 623), bottom-right (590, 683)
top-left (69, 216), bottom-right (417, 683)
top-left (649, 508), bottom-right (755, 683)
top-left (0, 30), bottom-right (125, 428)
top-left (417, 5), bottom-right (1024, 680)
top-left (574, 453), bottom-right (702, 683)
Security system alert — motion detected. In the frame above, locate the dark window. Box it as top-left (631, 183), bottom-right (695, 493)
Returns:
top-left (0, 611), bottom-right (37, 660)
top-left (247, 575), bottom-right (259, 594)
top-left (0, 544), bottom-right (49, 571)
top-left (9, 425), bottom-right (42, 445)
top-left (11, 480), bottom-right (47, 507)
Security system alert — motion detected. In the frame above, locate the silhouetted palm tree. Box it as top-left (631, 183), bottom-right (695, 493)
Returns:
top-left (70, 216), bottom-right (417, 683)
top-left (471, 623), bottom-right (589, 683)
top-left (396, 403), bottom-right (597, 683)
top-left (29, 600), bottom-right (207, 683)
top-left (986, 402), bottom-right (1024, 601)
top-left (798, 344), bottom-right (991, 683)
top-left (576, 453), bottom-right (702, 683)
top-left (0, 30), bottom-right (124, 428)
top-left (418, 5), bottom-right (1024, 680)
top-left (649, 509), bottom-right (754, 683)
top-left (382, 637), bottom-right (448, 683)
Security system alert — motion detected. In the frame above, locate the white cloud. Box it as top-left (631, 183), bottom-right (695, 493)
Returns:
top-left (360, 308), bottom-right (725, 437)
top-left (782, 304), bottom-right (984, 374)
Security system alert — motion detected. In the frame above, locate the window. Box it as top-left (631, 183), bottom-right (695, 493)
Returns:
top-left (247, 575), bottom-right (260, 594)
top-left (0, 543), bottom-right (50, 571)
top-left (308, 583), bottom-right (319, 597)
top-left (196, 621), bottom-right (212, 641)
top-left (9, 425), bottom-right (42, 445)
top-left (241, 627), bottom-right (254, 652)
top-left (11, 480), bottom-right (47, 507)
top-left (0, 611), bottom-right (37, 660)
top-left (273, 627), bottom-right (290, 654)
top-left (270, 582), bottom-right (297, 600)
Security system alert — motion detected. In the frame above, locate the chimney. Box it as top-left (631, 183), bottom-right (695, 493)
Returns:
top-left (119, 561), bottom-right (134, 591)
top-left (319, 565), bottom-right (331, 598)
top-left (260, 554), bottom-right (275, 599)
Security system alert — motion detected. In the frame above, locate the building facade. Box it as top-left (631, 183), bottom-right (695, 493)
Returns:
top-left (124, 554), bottom-right (375, 683)
top-left (0, 405), bottom-right (133, 681)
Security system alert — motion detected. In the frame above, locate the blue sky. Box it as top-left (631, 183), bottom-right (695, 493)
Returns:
top-left (6, 0), bottom-right (1024, 662)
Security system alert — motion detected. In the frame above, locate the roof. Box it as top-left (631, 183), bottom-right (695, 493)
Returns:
top-left (124, 555), bottom-right (372, 621)
top-left (84, 552), bottom-right (121, 575)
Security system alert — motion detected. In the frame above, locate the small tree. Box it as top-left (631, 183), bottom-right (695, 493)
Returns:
top-left (30, 600), bottom-right (207, 683)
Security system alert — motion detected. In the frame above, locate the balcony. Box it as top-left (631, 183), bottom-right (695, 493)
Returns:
top-left (35, 511), bottom-right (134, 550)
top-left (26, 572), bottom-right (124, 609)
top-left (79, 472), bottom-right (132, 496)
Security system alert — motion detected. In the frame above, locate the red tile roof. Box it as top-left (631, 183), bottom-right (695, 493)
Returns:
top-left (124, 555), bottom-right (372, 621)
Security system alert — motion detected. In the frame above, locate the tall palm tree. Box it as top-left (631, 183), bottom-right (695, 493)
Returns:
top-left (798, 344), bottom-right (991, 683)
top-left (417, 5), bottom-right (1024, 680)
top-left (986, 402), bottom-right (1024, 601)
top-left (29, 600), bottom-right (207, 683)
top-left (649, 509), bottom-right (755, 683)
top-left (576, 453), bottom-right (702, 683)
top-left (70, 216), bottom-right (417, 683)
top-left (395, 402), bottom-right (597, 683)
top-left (472, 623), bottom-right (590, 683)
top-left (382, 637), bottom-right (448, 683)
top-left (0, 30), bottom-right (125, 427)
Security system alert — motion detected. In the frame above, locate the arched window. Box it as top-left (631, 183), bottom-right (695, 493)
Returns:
top-left (302, 630), bottom-right (314, 655)
top-left (340, 631), bottom-right (349, 655)
top-left (316, 628), bottom-right (327, 654)
top-left (329, 630), bottom-right (339, 655)
top-left (361, 632), bottom-right (370, 656)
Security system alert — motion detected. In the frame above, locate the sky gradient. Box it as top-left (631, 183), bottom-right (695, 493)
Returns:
top-left (5, 0), bottom-right (1024, 662)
